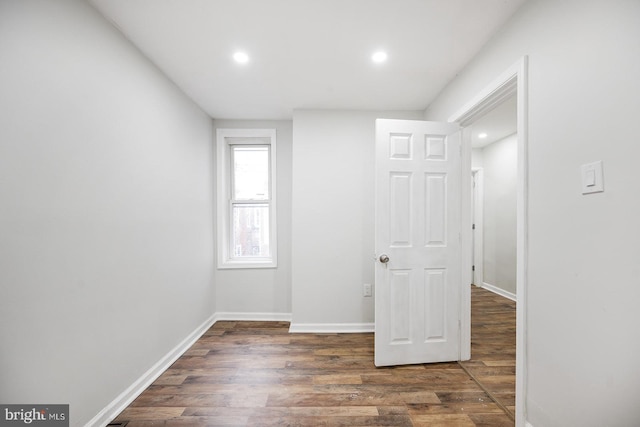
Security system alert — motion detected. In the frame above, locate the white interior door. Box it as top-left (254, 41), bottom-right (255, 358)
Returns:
top-left (375, 119), bottom-right (464, 366)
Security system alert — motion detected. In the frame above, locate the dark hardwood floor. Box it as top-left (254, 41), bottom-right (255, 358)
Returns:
top-left (112, 286), bottom-right (515, 426)
top-left (461, 285), bottom-right (517, 418)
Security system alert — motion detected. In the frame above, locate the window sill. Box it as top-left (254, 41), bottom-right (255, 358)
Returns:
top-left (218, 259), bottom-right (277, 269)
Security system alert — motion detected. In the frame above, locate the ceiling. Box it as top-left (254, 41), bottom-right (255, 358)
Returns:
top-left (89, 0), bottom-right (527, 120)
top-left (470, 94), bottom-right (517, 148)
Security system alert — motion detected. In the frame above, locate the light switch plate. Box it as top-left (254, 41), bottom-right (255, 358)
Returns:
top-left (581, 161), bottom-right (604, 194)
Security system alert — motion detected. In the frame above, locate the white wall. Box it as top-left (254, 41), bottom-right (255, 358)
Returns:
top-left (471, 148), bottom-right (484, 168)
top-left (291, 110), bottom-right (423, 328)
top-left (213, 120), bottom-right (293, 317)
top-left (481, 134), bottom-right (517, 295)
top-left (425, 0), bottom-right (640, 425)
top-left (0, 1), bottom-right (215, 425)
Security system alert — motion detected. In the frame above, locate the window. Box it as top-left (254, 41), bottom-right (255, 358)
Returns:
top-left (217, 129), bottom-right (277, 268)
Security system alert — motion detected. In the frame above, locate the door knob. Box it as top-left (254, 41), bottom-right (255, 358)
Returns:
top-left (379, 254), bottom-right (390, 263)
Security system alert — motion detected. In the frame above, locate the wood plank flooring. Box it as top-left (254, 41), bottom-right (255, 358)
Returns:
top-left (113, 286), bottom-right (515, 426)
top-left (461, 285), bottom-right (517, 419)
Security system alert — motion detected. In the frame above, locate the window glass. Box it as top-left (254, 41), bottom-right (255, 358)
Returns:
top-left (232, 204), bottom-right (270, 257)
top-left (232, 146), bottom-right (269, 200)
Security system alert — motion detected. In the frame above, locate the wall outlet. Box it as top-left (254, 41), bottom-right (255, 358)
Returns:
top-left (363, 283), bottom-right (372, 297)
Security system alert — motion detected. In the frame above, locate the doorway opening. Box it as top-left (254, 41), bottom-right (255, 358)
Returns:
top-left (465, 93), bottom-right (518, 420)
top-left (471, 94), bottom-right (517, 300)
top-left (451, 57), bottom-right (527, 427)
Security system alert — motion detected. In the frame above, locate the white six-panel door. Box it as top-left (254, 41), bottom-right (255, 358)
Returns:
top-left (375, 119), bottom-right (463, 366)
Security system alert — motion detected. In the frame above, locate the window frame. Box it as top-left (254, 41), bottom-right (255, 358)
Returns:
top-left (216, 128), bottom-right (277, 269)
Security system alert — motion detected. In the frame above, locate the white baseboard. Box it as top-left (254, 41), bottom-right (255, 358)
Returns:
top-left (213, 312), bottom-right (292, 322)
top-left (481, 281), bottom-right (516, 302)
top-left (289, 323), bottom-right (374, 333)
top-left (86, 313), bottom-right (216, 427)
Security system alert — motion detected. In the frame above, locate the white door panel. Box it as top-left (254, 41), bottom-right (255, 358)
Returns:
top-left (375, 119), bottom-right (463, 367)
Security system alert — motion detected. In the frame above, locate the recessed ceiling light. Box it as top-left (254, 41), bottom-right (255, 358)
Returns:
top-left (372, 51), bottom-right (388, 64)
top-left (233, 51), bottom-right (249, 64)
top-left (478, 133), bottom-right (488, 139)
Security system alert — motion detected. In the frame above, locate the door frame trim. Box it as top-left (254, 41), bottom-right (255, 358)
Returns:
top-left (471, 167), bottom-right (484, 288)
top-left (449, 56), bottom-right (528, 427)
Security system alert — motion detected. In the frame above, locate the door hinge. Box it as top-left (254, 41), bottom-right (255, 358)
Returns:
top-left (472, 223), bottom-right (475, 230)
top-left (472, 265), bottom-right (475, 271)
